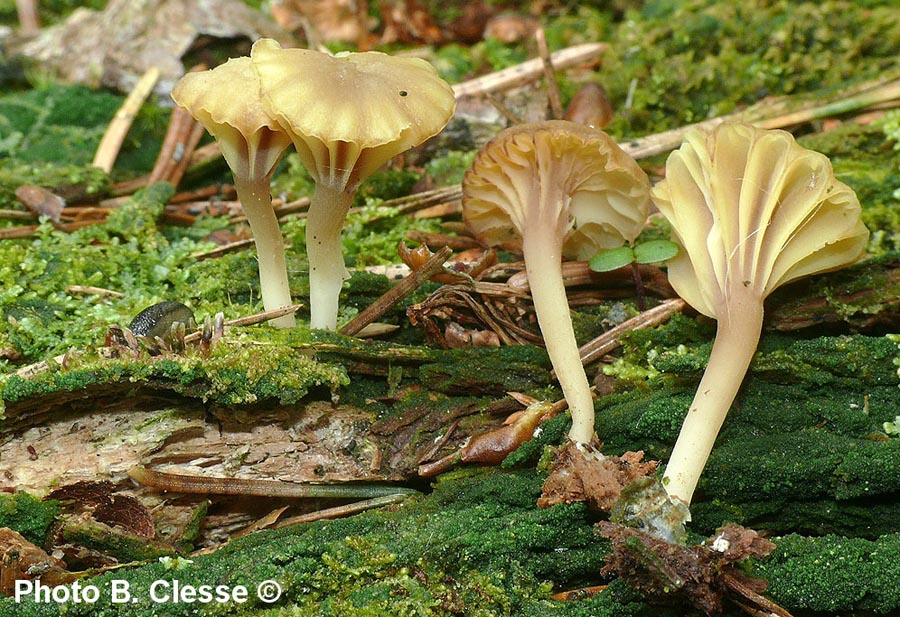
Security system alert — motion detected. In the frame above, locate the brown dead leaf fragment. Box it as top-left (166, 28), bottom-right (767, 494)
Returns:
top-left (419, 401), bottom-right (560, 476)
top-left (15, 186), bottom-right (66, 222)
top-left (47, 481), bottom-right (155, 540)
top-left (379, 0), bottom-right (443, 45)
top-left (47, 480), bottom-right (116, 507)
top-left (538, 442), bottom-right (657, 511)
top-left (92, 495), bottom-right (156, 540)
top-left (598, 523), bottom-right (792, 617)
top-left (0, 528), bottom-right (69, 596)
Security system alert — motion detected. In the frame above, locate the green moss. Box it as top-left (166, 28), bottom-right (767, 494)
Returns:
top-left (759, 532), bottom-right (900, 614)
top-left (1, 340), bottom-right (349, 410)
top-left (419, 345), bottom-right (551, 396)
top-left (691, 498), bottom-right (900, 539)
top-left (424, 150), bottom-right (477, 186)
top-left (0, 183), bottom-right (256, 368)
top-left (571, 1), bottom-right (900, 138)
top-left (0, 161), bottom-right (109, 208)
top-left (0, 492), bottom-right (59, 545)
top-left (608, 311), bottom-right (898, 390)
top-left (0, 470), bottom-right (608, 616)
top-left (0, 84), bottom-right (165, 176)
top-left (3, 469), bottom-right (898, 616)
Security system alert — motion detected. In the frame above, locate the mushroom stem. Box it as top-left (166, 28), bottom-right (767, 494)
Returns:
top-left (522, 233), bottom-right (596, 445)
top-left (662, 296), bottom-right (764, 505)
top-left (306, 184), bottom-right (354, 330)
top-left (233, 177), bottom-right (296, 329)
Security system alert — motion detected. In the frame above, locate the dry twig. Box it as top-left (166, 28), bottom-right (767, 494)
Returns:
top-left (535, 27), bottom-right (564, 119)
top-left (452, 43), bottom-right (607, 99)
top-left (92, 67), bottom-right (161, 173)
top-left (341, 246), bottom-right (453, 337)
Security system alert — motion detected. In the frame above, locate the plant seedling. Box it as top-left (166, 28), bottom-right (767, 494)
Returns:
top-left (589, 240), bottom-right (679, 309)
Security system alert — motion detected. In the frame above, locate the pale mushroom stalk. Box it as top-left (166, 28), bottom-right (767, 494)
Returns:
top-left (251, 39), bottom-right (456, 330)
top-left (522, 228), bottom-right (596, 444)
top-left (653, 122), bottom-right (869, 507)
top-left (462, 121), bottom-right (650, 445)
top-left (662, 288), bottom-right (763, 502)
top-left (171, 57), bottom-right (295, 328)
top-left (232, 175), bottom-right (295, 328)
top-left (305, 184), bottom-right (354, 330)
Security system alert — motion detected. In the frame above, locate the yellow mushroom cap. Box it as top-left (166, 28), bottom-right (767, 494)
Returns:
top-left (651, 122), bottom-right (869, 319)
top-left (171, 56), bottom-right (291, 180)
top-left (462, 120), bottom-right (650, 260)
top-left (250, 38), bottom-right (456, 190)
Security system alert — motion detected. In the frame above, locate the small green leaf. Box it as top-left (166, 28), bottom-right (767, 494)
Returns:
top-left (589, 246), bottom-right (635, 272)
top-left (633, 240), bottom-right (679, 264)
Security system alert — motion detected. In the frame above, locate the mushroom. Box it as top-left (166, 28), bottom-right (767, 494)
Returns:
top-left (172, 57), bottom-right (295, 328)
top-left (250, 39), bottom-right (456, 330)
top-left (652, 121), bottom-right (869, 505)
top-left (462, 120), bottom-right (650, 444)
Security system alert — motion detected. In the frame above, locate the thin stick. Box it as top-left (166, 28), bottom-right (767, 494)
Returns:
top-left (129, 466), bottom-right (418, 499)
top-left (756, 77), bottom-right (900, 129)
top-left (484, 92), bottom-right (524, 125)
top-left (169, 184), bottom-right (231, 204)
top-left (622, 76), bottom-right (900, 160)
top-left (578, 298), bottom-right (686, 367)
top-left (191, 238), bottom-right (256, 261)
top-left (452, 43), bottom-right (607, 99)
top-left (65, 285), bottom-right (125, 298)
top-left (340, 246), bottom-right (453, 337)
top-left (92, 67), bottom-right (161, 173)
top-left (535, 27), bottom-right (564, 120)
top-left (274, 494), bottom-right (414, 529)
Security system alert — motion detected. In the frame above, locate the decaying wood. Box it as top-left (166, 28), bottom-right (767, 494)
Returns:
top-left (13, 0), bottom-right (289, 95)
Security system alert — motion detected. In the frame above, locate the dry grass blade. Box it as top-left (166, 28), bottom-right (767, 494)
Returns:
top-left (66, 285), bottom-right (125, 298)
top-left (15, 0), bottom-right (40, 36)
top-left (92, 67), bottom-right (160, 173)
